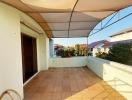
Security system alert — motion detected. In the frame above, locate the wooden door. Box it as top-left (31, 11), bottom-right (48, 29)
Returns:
top-left (21, 34), bottom-right (38, 83)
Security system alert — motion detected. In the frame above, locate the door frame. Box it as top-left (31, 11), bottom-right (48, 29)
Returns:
top-left (21, 33), bottom-right (38, 83)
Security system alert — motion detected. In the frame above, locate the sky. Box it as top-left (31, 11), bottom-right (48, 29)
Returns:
top-left (53, 6), bottom-right (132, 46)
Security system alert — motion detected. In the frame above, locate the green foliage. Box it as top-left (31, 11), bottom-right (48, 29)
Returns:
top-left (76, 44), bottom-right (80, 55)
top-left (106, 43), bottom-right (132, 65)
top-left (57, 49), bottom-right (75, 58)
top-left (96, 43), bottom-right (132, 65)
top-left (96, 52), bottom-right (108, 59)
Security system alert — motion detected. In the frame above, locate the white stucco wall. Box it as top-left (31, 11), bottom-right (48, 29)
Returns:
top-left (93, 48), bottom-right (109, 57)
top-left (87, 56), bottom-right (132, 100)
top-left (37, 35), bottom-right (49, 70)
top-left (49, 57), bottom-right (87, 67)
top-left (0, 3), bottom-right (23, 98)
top-left (110, 32), bottom-right (132, 42)
top-left (0, 2), bottom-right (49, 99)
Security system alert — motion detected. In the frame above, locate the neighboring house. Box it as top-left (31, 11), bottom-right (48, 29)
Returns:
top-left (110, 39), bottom-right (132, 47)
top-left (89, 27), bottom-right (132, 57)
top-left (110, 27), bottom-right (132, 42)
top-left (88, 40), bottom-right (109, 56)
top-left (109, 27), bottom-right (132, 46)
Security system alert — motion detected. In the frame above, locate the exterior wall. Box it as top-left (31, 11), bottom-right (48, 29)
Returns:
top-left (49, 57), bottom-right (87, 67)
top-left (45, 37), bottom-right (49, 70)
top-left (0, 2), bottom-right (49, 99)
top-left (110, 32), bottom-right (132, 42)
top-left (0, 3), bottom-right (23, 98)
top-left (93, 48), bottom-right (98, 56)
top-left (87, 56), bottom-right (132, 100)
top-left (49, 39), bottom-right (54, 57)
top-left (37, 35), bottom-right (49, 70)
top-left (93, 48), bottom-right (109, 57)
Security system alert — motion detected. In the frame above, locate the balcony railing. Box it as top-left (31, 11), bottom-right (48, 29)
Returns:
top-left (87, 56), bottom-right (132, 100)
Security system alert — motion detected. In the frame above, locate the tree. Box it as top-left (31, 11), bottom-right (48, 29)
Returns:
top-left (106, 43), bottom-right (132, 65)
top-left (76, 44), bottom-right (80, 56)
top-left (96, 52), bottom-right (108, 59)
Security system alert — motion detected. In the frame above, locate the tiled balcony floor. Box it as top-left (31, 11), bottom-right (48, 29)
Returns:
top-left (24, 67), bottom-right (125, 100)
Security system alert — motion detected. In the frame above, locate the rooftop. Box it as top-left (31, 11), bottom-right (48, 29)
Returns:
top-left (110, 27), bottom-right (132, 37)
top-left (89, 40), bottom-right (109, 48)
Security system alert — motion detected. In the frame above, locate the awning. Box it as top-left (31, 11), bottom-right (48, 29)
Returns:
top-left (1, 0), bottom-right (132, 38)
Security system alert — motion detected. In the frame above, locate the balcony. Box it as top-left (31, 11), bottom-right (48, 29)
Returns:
top-left (23, 56), bottom-right (132, 100)
top-left (0, 1), bottom-right (132, 100)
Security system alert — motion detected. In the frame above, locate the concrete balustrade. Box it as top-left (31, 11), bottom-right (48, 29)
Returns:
top-left (49, 56), bottom-right (87, 68)
top-left (49, 56), bottom-right (132, 99)
top-left (87, 56), bottom-right (132, 100)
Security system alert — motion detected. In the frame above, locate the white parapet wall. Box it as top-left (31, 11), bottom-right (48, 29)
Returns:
top-left (87, 56), bottom-right (132, 100)
top-left (49, 56), bottom-right (87, 68)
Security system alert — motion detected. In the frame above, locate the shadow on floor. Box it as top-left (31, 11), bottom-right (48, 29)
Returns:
top-left (24, 67), bottom-right (125, 100)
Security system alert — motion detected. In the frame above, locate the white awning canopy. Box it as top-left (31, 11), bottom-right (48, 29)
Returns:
top-left (1, 0), bottom-right (132, 38)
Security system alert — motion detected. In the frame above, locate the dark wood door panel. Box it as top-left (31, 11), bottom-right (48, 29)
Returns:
top-left (21, 34), bottom-right (38, 83)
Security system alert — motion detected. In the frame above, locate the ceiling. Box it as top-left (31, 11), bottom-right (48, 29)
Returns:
top-left (1, 0), bottom-right (132, 38)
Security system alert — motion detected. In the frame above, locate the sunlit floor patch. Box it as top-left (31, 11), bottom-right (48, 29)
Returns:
top-left (65, 81), bottom-right (125, 100)
top-left (24, 67), bottom-right (125, 100)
